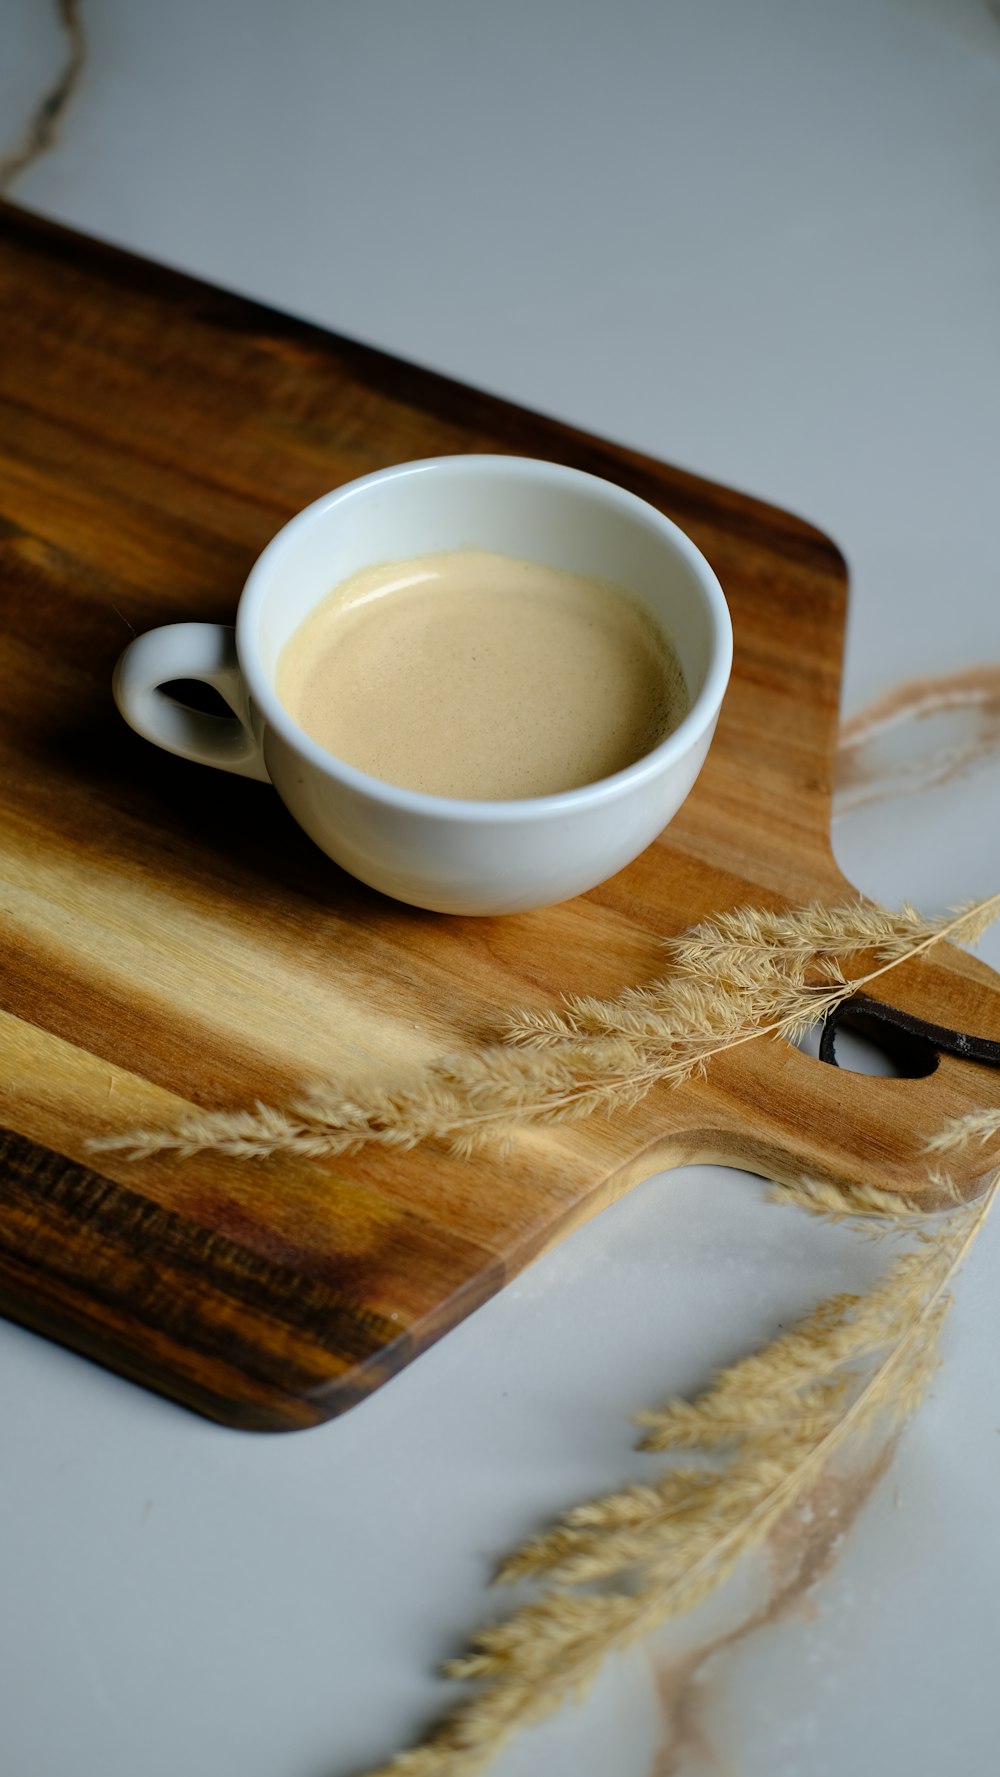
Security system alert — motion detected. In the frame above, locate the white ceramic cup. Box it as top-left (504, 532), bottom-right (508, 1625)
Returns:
top-left (113, 455), bottom-right (732, 915)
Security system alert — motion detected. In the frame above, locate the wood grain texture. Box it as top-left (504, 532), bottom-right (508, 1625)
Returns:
top-left (1, 202), bottom-right (999, 1431)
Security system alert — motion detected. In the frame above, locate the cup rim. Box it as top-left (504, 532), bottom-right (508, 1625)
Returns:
top-left (236, 454), bottom-right (733, 823)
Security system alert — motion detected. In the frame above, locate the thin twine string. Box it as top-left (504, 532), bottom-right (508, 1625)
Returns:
top-left (0, 0), bottom-right (86, 196)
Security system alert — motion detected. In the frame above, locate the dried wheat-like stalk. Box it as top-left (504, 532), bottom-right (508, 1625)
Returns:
top-left (83, 890), bottom-right (1000, 1774)
top-left (92, 893), bottom-right (1000, 1163)
top-left (357, 1147), bottom-right (998, 1777)
top-left (767, 1174), bottom-right (934, 1222)
top-left (924, 1107), bottom-right (1000, 1155)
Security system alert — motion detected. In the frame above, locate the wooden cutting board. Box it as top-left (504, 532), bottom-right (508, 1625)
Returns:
top-left (2, 204), bottom-right (999, 1432)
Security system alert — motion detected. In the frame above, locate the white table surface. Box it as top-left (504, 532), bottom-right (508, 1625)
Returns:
top-left (3, 3), bottom-right (1000, 1774)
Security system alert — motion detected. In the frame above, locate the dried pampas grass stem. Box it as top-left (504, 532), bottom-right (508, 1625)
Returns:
top-left (82, 885), bottom-right (1000, 1775)
top-left (91, 892), bottom-right (1000, 1164)
top-left (357, 1137), bottom-right (998, 1777)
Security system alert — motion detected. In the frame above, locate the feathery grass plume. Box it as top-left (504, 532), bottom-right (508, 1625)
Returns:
top-left (924, 1107), bottom-right (1000, 1155)
top-left (504, 895), bottom-right (997, 1048)
top-left (92, 893), bottom-right (1000, 1164)
top-left (767, 1173), bottom-right (961, 1223)
top-left (358, 1165), bottom-right (998, 1777)
top-left (939, 897), bottom-right (1000, 951)
top-left (93, 1037), bottom-right (662, 1163)
top-left (83, 890), bottom-right (1000, 1774)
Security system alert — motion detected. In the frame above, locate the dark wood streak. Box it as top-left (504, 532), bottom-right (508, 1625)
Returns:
top-left (1, 201), bottom-right (999, 1432)
top-left (0, 1128), bottom-right (387, 1426)
top-left (0, 1126), bottom-right (503, 1430)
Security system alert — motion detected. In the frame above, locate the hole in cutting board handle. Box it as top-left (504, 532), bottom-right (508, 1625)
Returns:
top-left (821, 1001), bottom-right (938, 1078)
top-left (789, 1007), bottom-right (935, 1078)
top-left (790, 994), bottom-right (1000, 1080)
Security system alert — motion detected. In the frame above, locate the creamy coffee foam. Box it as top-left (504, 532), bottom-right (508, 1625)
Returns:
top-left (276, 549), bottom-right (688, 800)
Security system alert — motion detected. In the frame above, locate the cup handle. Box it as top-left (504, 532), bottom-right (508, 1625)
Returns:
top-left (112, 622), bottom-right (270, 782)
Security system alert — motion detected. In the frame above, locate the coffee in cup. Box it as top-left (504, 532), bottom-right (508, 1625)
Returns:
top-left (276, 548), bottom-right (690, 801)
